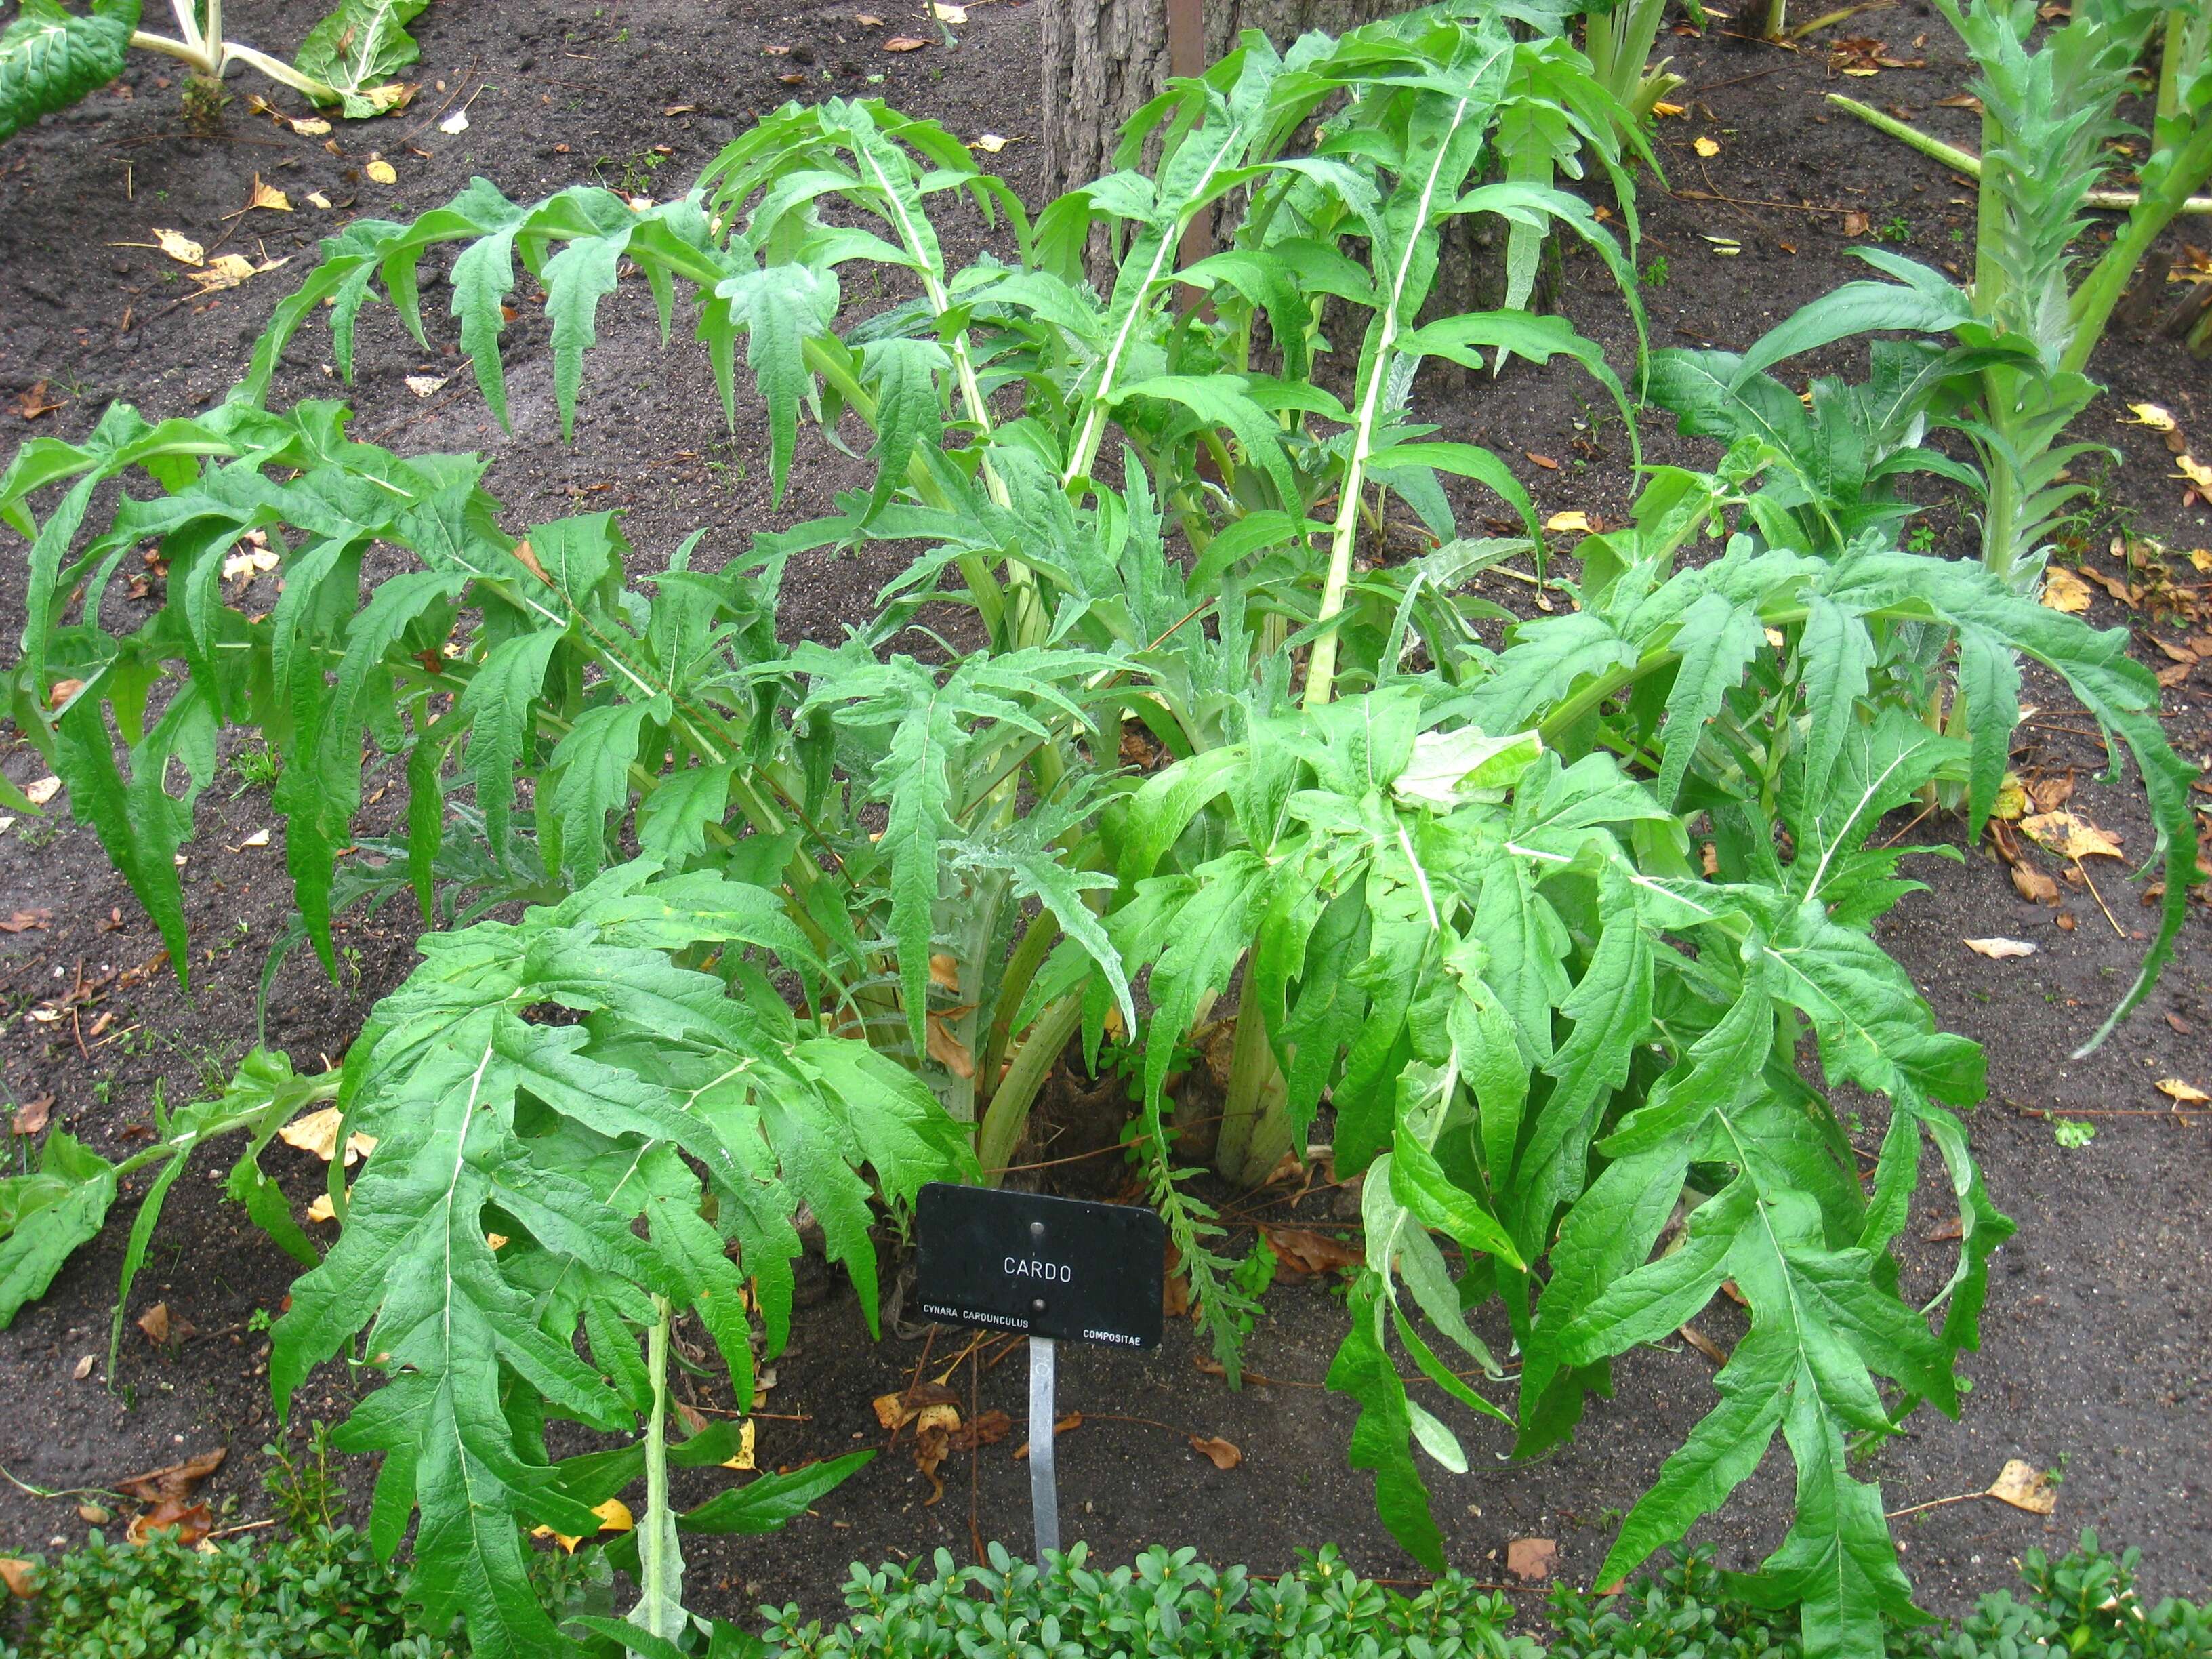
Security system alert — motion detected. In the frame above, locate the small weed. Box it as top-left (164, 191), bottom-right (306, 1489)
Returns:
top-left (262, 1419), bottom-right (346, 1534)
top-left (597, 147), bottom-right (669, 198)
top-left (16, 815), bottom-right (62, 849)
top-left (1877, 214), bottom-right (1912, 243)
top-left (1907, 522), bottom-right (1936, 553)
top-left (246, 1306), bottom-right (274, 1334)
top-left (227, 742), bottom-right (280, 796)
top-left (2051, 1118), bottom-right (2095, 1148)
top-left (1639, 255), bottom-right (1671, 288)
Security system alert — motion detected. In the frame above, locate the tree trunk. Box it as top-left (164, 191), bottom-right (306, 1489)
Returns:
top-left (1038, 0), bottom-right (1563, 325)
top-left (1039, 0), bottom-right (1412, 203)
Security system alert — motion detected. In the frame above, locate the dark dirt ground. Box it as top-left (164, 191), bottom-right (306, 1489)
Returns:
top-left (1, 0), bottom-right (2209, 1634)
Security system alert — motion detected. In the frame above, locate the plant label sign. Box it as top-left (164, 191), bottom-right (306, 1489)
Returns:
top-left (915, 1183), bottom-right (1165, 1349)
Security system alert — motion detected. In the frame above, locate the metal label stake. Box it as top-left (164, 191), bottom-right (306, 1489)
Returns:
top-left (912, 1183), bottom-right (1164, 1567)
top-left (1027, 1335), bottom-right (1059, 1563)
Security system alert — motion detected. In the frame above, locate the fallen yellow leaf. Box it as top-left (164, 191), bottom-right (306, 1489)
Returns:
top-left (2039, 567), bottom-right (2091, 613)
top-left (190, 253), bottom-right (258, 293)
top-left (279, 1105), bottom-right (378, 1166)
top-left (1964, 937), bottom-right (2036, 959)
top-left (1544, 510), bottom-right (1593, 533)
top-left (2122, 402), bottom-right (2175, 430)
top-left (364, 158), bottom-right (398, 184)
top-left (2155, 1077), bottom-right (2209, 1105)
top-left (724, 1418), bottom-right (758, 1471)
top-left (150, 228), bottom-right (205, 266)
top-left (973, 132), bottom-right (1009, 152)
top-left (1987, 1459), bottom-right (2057, 1515)
top-left (1652, 100), bottom-right (1687, 117)
top-left (247, 176), bottom-right (292, 213)
top-left (2176, 453), bottom-right (2212, 492)
top-left (306, 1191), bottom-right (338, 1223)
top-left (2019, 810), bottom-right (2124, 861)
top-left (1694, 136), bottom-right (1720, 157)
top-left (592, 1498), bottom-right (633, 1532)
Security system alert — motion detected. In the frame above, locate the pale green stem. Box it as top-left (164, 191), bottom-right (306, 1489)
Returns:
top-left (129, 30), bottom-right (216, 73)
top-left (1061, 119), bottom-right (1252, 493)
top-left (1305, 80), bottom-right (1481, 711)
top-left (2065, 118), bottom-right (2212, 375)
top-left (978, 993), bottom-right (1084, 1181)
top-left (130, 19), bottom-right (349, 105)
top-left (1212, 966), bottom-right (1290, 1188)
top-left (1825, 95), bottom-right (2212, 215)
top-left (977, 911), bottom-right (1062, 1107)
top-left (108, 1079), bottom-right (339, 1181)
top-left (629, 1294), bottom-right (686, 1643)
top-left (2157, 10), bottom-right (2184, 125)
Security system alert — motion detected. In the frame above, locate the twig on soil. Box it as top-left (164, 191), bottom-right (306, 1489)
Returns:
top-left (0, 1465), bottom-right (129, 1505)
top-left (398, 60), bottom-right (484, 146)
top-left (1877, 804), bottom-right (1937, 848)
top-left (674, 1404), bottom-right (815, 1422)
top-left (2007, 1101), bottom-right (2205, 1122)
top-left (202, 1517), bottom-right (278, 1540)
top-left (2074, 857), bottom-right (2126, 937)
top-left (1884, 1490), bottom-right (1991, 1519)
top-left (1671, 187), bottom-right (1864, 216)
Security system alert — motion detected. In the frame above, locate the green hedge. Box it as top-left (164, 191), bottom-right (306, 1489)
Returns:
top-left (0, 1527), bottom-right (606, 1659)
top-left (3, 1528), bottom-right (2204, 1658)
top-left (760, 1537), bottom-right (2212, 1659)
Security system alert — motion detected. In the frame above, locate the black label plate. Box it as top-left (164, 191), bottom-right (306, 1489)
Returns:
top-left (915, 1183), bottom-right (1165, 1349)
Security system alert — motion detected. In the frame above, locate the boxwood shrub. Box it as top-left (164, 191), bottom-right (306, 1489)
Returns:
top-left (0, 1526), bottom-right (607, 1659)
top-left (3, 1527), bottom-right (2203, 1658)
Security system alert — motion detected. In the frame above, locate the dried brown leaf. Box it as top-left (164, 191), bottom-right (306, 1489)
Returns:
top-left (925, 1015), bottom-right (975, 1079)
top-left (1260, 1225), bottom-right (1363, 1275)
top-left (873, 1382), bottom-right (960, 1432)
top-left (1678, 1323), bottom-right (1728, 1365)
top-left (1189, 1434), bottom-right (1242, 1469)
top-left (11, 1096), bottom-right (52, 1136)
top-left (125, 1501), bottom-right (209, 1545)
top-left (950, 1408), bottom-right (1012, 1451)
top-left (1507, 1538), bottom-right (1559, 1582)
top-left (118, 1446), bottom-right (225, 1505)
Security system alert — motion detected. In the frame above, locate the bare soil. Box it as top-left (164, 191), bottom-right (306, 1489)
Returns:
top-left (1, 0), bottom-right (2207, 1631)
